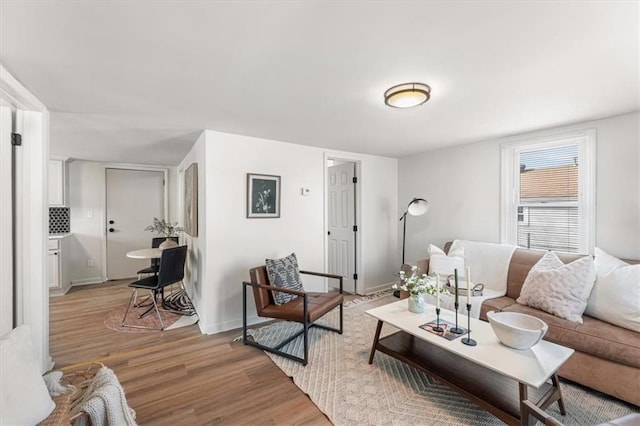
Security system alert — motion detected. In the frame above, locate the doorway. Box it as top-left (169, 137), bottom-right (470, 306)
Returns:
top-left (326, 158), bottom-right (358, 294)
top-left (105, 168), bottom-right (165, 280)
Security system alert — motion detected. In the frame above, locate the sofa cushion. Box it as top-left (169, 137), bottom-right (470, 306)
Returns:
top-left (0, 325), bottom-right (55, 425)
top-left (516, 251), bottom-right (595, 323)
top-left (585, 247), bottom-right (640, 332)
top-left (479, 296), bottom-right (517, 321)
top-left (427, 244), bottom-right (465, 284)
top-left (503, 303), bottom-right (640, 368)
top-left (506, 248), bottom-right (584, 299)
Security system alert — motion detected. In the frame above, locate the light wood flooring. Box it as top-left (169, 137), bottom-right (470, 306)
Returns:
top-left (49, 280), bottom-right (331, 425)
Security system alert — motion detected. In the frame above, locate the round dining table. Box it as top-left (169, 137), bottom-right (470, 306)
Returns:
top-left (126, 247), bottom-right (163, 259)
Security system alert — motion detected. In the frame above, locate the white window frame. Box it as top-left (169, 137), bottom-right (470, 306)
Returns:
top-left (500, 129), bottom-right (596, 254)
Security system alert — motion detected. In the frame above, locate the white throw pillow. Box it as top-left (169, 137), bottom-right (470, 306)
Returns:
top-left (0, 325), bottom-right (55, 425)
top-left (585, 248), bottom-right (640, 332)
top-left (428, 244), bottom-right (465, 284)
top-left (517, 251), bottom-right (596, 323)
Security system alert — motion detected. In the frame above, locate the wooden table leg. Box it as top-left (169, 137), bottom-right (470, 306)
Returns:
top-left (519, 382), bottom-right (534, 426)
top-left (551, 374), bottom-right (566, 415)
top-left (368, 320), bottom-right (384, 364)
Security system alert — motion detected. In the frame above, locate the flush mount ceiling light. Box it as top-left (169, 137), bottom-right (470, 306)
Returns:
top-left (384, 82), bottom-right (431, 108)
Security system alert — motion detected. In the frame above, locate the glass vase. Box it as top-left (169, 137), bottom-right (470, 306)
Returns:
top-left (408, 294), bottom-right (425, 313)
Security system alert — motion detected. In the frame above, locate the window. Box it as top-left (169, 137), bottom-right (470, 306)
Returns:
top-left (501, 130), bottom-right (595, 254)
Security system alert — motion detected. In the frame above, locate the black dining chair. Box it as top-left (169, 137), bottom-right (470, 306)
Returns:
top-left (122, 245), bottom-right (188, 331)
top-left (136, 236), bottom-right (179, 279)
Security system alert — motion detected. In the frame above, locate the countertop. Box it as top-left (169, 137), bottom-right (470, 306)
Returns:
top-left (49, 233), bottom-right (71, 239)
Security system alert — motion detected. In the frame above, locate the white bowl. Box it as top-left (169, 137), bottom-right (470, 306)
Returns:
top-left (487, 311), bottom-right (549, 350)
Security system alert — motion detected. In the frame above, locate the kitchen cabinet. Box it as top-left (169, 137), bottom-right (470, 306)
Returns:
top-left (48, 248), bottom-right (60, 289)
top-left (48, 158), bottom-right (68, 206)
top-left (48, 236), bottom-right (70, 295)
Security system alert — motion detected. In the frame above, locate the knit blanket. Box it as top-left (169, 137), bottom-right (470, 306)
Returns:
top-left (70, 366), bottom-right (136, 426)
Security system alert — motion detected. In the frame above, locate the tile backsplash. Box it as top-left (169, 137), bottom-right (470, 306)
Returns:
top-left (49, 207), bottom-right (70, 234)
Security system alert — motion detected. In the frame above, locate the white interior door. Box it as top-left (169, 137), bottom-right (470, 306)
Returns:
top-left (106, 168), bottom-right (164, 280)
top-left (327, 162), bottom-right (356, 293)
top-left (0, 106), bottom-right (14, 334)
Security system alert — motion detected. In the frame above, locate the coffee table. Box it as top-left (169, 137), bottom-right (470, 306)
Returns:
top-left (366, 299), bottom-right (574, 426)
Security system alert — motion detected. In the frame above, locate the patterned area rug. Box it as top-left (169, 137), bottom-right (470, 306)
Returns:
top-left (104, 304), bottom-right (198, 333)
top-left (248, 294), bottom-right (639, 425)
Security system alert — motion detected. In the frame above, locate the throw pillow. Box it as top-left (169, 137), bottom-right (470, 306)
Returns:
top-left (585, 247), bottom-right (640, 332)
top-left (517, 251), bottom-right (596, 323)
top-left (0, 325), bottom-right (55, 425)
top-left (265, 252), bottom-right (305, 305)
top-left (427, 244), bottom-right (465, 284)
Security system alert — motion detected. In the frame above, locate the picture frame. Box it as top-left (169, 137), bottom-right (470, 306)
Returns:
top-left (247, 173), bottom-right (280, 218)
top-left (184, 163), bottom-right (198, 236)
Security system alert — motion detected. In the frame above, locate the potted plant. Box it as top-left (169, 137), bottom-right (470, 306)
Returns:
top-left (392, 266), bottom-right (439, 313)
top-left (145, 217), bottom-right (184, 248)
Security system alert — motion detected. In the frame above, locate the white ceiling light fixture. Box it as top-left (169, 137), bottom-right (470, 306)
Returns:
top-left (384, 82), bottom-right (431, 108)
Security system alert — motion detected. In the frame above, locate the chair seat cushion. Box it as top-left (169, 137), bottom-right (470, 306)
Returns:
top-left (260, 292), bottom-right (343, 323)
top-left (128, 276), bottom-right (159, 289)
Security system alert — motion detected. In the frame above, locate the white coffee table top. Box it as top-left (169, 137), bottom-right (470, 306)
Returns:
top-left (366, 299), bottom-right (574, 388)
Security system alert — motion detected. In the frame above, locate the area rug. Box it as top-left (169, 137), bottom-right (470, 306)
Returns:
top-left (104, 305), bottom-right (199, 333)
top-left (248, 294), bottom-right (639, 425)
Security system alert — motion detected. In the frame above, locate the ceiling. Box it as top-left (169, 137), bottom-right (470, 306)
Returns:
top-left (1, 1), bottom-right (638, 166)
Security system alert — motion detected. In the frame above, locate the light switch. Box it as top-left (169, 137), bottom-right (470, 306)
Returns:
top-left (87, 210), bottom-right (94, 218)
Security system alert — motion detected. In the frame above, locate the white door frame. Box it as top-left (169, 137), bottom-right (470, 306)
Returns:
top-left (323, 154), bottom-right (362, 294)
top-left (101, 163), bottom-right (169, 281)
top-left (0, 64), bottom-right (51, 372)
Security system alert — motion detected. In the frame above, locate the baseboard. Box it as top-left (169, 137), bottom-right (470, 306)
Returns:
top-left (199, 316), bottom-right (270, 335)
top-left (71, 277), bottom-right (103, 286)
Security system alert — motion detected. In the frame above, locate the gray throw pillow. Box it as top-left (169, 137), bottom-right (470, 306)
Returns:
top-left (265, 253), bottom-right (304, 305)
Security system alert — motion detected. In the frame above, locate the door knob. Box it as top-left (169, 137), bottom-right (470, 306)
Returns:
top-left (328, 231), bottom-right (331, 235)
top-left (109, 220), bottom-right (115, 224)
top-left (109, 228), bottom-right (115, 233)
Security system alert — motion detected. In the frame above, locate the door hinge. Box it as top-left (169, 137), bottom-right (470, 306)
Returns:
top-left (353, 273), bottom-right (358, 280)
top-left (11, 133), bottom-right (22, 146)
top-left (353, 225), bottom-right (358, 232)
top-left (352, 176), bottom-right (357, 184)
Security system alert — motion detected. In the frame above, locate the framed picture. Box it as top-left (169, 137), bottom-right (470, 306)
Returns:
top-left (247, 173), bottom-right (280, 218)
top-left (184, 163), bottom-right (198, 236)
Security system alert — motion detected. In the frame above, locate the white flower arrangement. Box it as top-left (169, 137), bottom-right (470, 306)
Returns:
top-left (392, 266), bottom-right (439, 299)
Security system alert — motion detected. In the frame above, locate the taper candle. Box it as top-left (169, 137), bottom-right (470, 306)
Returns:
top-left (466, 266), bottom-right (471, 304)
top-left (454, 269), bottom-right (459, 305)
top-left (436, 279), bottom-right (440, 309)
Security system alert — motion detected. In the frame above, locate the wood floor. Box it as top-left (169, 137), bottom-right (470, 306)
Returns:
top-left (49, 281), bottom-right (331, 425)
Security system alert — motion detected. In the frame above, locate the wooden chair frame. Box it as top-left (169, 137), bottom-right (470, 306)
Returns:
top-left (242, 270), bottom-right (343, 366)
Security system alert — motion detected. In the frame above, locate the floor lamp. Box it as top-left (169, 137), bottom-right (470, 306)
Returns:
top-left (400, 198), bottom-right (430, 265)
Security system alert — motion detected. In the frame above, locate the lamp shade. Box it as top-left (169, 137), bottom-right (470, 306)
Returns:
top-left (407, 198), bottom-right (429, 216)
top-left (384, 82), bottom-right (431, 108)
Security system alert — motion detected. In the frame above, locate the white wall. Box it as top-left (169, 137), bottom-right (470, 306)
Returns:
top-left (182, 130), bottom-right (397, 334)
top-left (398, 112), bottom-right (640, 261)
top-left (176, 132), bottom-right (207, 330)
top-left (68, 161), bottom-right (104, 284)
top-left (67, 160), bottom-right (178, 284)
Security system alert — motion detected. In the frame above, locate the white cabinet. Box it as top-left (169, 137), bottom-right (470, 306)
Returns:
top-left (48, 249), bottom-right (60, 289)
top-left (48, 159), bottom-right (67, 206)
top-left (48, 237), bottom-right (70, 295)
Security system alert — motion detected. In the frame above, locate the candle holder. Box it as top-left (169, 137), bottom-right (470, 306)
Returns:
top-left (432, 307), bottom-right (444, 333)
top-left (451, 302), bottom-right (464, 334)
top-left (462, 303), bottom-right (477, 346)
